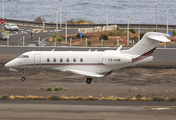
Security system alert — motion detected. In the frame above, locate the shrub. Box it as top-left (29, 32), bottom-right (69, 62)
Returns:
top-left (136, 94), bottom-right (142, 100)
top-left (129, 28), bottom-right (136, 34)
top-left (108, 31), bottom-right (114, 36)
top-left (46, 87), bottom-right (52, 91)
top-left (23, 94), bottom-right (28, 98)
top-left (58, 37), bottom-right (64, 43)
top-left (40, 87), bottom-right (45, 90)
top-left (116, 25), bottom-right (120, 31)
top-left (128, 89), bottom-right (132, 92)
top-left (152, 94), bottom-right (165, 101)
top-left (59, 86), bottom-right (64, 90)
top-left (2, 94), bottom-right (9, 99)
top-left (119, 29), bottom-right (125, 33)
top-left (153, 29), bottom-right (159, 32)
top-left (63, 88), bottom-right (67, 91)
top-left (54, 87), bottom-right (59, 91)
top-left (168, 98), bottom-right (176, 102)
top-left (49, 95), bottom-right (60, 100)
top-left (99, 34), bottom-right (108, 40)
top-left (87, 39), bottom-right (92, 45)
top-left (171, 30), bottom-right (176, 36)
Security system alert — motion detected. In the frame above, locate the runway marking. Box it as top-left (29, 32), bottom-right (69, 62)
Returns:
top-left (36, 30), bottom-right (41, 33)
top-left (151, 108), bottom-right (170, 110)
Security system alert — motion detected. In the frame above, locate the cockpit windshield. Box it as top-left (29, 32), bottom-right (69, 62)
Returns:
top-left (18, 55), bottom-right (29, 58)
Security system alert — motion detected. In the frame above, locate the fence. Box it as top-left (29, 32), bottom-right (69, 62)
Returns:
top-left (1, 18), bottom-right (176, 30)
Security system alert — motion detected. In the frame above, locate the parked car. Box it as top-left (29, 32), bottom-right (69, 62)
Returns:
top-left (5, 23), bottom-right (19, 31)
top-left (0, 32), bottom-right (10, 41)
top-left (33, 40), bottom-right (47, 46)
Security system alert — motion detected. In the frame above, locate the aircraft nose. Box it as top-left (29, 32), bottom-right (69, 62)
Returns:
top-left (5, 62), bottom-right (10, 67)
top-left (5, 62), bottom-right (12, 68)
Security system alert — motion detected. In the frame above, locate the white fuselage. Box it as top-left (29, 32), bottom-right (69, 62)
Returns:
top-left (5, 50), bottom-right (154, 77)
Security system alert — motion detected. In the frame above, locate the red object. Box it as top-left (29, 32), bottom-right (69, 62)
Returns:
top-left (1, 19), bottom-right (5, 24)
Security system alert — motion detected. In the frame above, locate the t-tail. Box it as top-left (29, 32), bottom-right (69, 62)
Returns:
top-left (122, 32), bottom-right (171, 56)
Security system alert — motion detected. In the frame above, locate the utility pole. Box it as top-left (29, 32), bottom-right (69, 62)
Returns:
top-left (155, 3), bottom-right (158, 32)
top-left (55, 9), bottom-right (58, 47)
top-left (2, 0), bottom-right (4, 32)
top-left (127, 16), bottom-right (129, 46)
top-left (60, 0), bottom-right (62, 27)
top-left (106, 5), bottom-right (108, 28)
top-left (65, 14), bottom-right (67, 43)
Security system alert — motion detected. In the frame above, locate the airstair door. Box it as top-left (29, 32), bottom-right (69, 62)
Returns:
top-left (34, 54), bottom-right (41, 69)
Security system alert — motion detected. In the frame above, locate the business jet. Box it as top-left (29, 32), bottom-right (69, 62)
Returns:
top-left (5, 32), bottom-right (170, 84)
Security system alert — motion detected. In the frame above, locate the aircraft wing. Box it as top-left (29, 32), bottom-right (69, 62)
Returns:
top-left (65, 69), bottom-right (104, 78)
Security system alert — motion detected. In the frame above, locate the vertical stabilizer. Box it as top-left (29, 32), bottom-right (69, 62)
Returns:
top-left (122, 32), bottom-right (170, 55)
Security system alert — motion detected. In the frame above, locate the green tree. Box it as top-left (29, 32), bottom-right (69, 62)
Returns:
top-left (34, 16), bottom-right (46, 23)
top-left (140, 32), bottom-right (146, 39)
top-left (87, 39), bottom-right (92, 45)
top-left (153, 29), bottom-right (159, 32)
top-left (52, 32), bottom-right (59, 41)
top-left (99, 34), bottom-right (108, 40)
top-left (171, 30), bottom-right (176, 36)
top-left (129, 28), bottom-right (136, 34)
top-left (116, 25), bottom-right (120, 31)
top-left (58, 37), bottom-right (64, 43)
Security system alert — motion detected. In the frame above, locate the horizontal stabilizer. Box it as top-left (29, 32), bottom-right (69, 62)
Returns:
top-left (147, 35), bottom-right (171, 42)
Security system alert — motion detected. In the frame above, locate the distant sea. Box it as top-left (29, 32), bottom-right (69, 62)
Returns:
top-left (0, 0), bottom-right (176, 24)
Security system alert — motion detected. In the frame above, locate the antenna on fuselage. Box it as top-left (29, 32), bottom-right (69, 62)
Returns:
top-left (52, 49), bottom-right (55, 51)
top-left (88, 49), bottom-right (91, 52)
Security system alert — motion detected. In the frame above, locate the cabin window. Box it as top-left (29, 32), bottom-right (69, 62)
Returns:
top-left (60, 58), bottom-right (63, 62)
top-left (47, 58), bottom-right (50, 62)
top-left (23, 55), bottom-right (29, 58)
top-left (80, 58), bottom-right (83, 62)
top-left (18, 55), bottom-right (23, 58)
top-left (66, 58), bottom-right (69, 62)
top-left (53, 58), bottom-right (56, 62)
top-left (73, 58), bottom-right (76, 62)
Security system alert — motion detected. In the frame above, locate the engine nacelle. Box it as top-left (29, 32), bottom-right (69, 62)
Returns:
top-left (102, 54), bottom-right (132, 65)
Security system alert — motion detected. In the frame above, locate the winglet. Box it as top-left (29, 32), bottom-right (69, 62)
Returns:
top-left (116, 45), bottom-right (123, 52)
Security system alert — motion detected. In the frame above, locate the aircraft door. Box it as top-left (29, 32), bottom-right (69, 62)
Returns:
top-left (34, 54), bottom-right (41, 69)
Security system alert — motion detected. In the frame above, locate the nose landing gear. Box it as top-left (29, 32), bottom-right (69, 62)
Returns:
top-left (86, 78), bottom-right (93, 84)
top-left (21, 69), bottom-right (26, 81)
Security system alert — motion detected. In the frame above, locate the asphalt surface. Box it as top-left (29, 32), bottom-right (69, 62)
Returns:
top-left (1, 100), bottom-right (176, 106)
top-left (0, 26), bottom-right (78, 46)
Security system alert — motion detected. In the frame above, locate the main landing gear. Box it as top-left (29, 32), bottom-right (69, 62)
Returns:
top-left (86, 78), bottom-right (93, 84)
top-left (21, 69), bottom-right (26, 81)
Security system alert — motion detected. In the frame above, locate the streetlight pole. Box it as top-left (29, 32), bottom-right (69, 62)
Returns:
top-left (155, 3), bottom-right (158, 32)
top-left (60, 0), bottom-right (62, 27)
top-left (65, 14), bottom-right (67, 43)
top-left (106, 5), bottom-right (108, 28)
top-left (127, 16), bottom-right (129, 46)
top-left (167, 7), bottom-right (169, 34)
top-left (2, 0), bottom-right (4, 32)
top-left (55, 9), bottom-right (58, 46)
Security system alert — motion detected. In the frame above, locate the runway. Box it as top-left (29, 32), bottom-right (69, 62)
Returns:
top-left (0, 100), bottom-right (176, 120)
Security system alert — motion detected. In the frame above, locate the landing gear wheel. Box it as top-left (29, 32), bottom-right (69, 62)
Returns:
top-left (21, 77), bottom-right (25, 81)
top-left (86, 78), bottom-right (92, 84)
